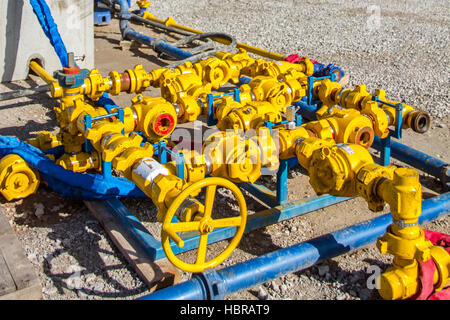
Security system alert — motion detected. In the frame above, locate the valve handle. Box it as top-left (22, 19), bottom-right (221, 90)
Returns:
top-left (161, 177), bottom-right (247, 273)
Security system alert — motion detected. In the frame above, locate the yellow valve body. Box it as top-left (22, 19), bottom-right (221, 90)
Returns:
top-left (217, 101), bottom-right (282, 132)
top-left (203, 131), bottom-right (261, 184)
top-left (131, 95), bottom-right (178, 141)
top-left (0, 155), bottom-right (40, 201)
top-left (26, 131), bottom-right (62, 152)
top-left (57, 151), bottom-right (100, 173)
top-left (308, 143), bottom-right (374, 197)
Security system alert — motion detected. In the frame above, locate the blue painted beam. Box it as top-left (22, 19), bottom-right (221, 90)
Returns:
top-left (103, 194), bottom-right (351, 261)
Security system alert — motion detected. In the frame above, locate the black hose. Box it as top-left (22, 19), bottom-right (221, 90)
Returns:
top-left (173, 32), bottom-right (236, 49)
top-left (0, 85), bottom-right (51, 102)
top-left (165, 50), bottom-right (221, 69)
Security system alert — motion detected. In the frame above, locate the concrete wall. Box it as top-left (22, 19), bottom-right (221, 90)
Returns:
top-left (0, 0), bottom-right (94, 82)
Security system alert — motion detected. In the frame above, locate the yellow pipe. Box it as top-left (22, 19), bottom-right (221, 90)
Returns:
top-left (142, 13), bottom-right (285, 60)
top-left (29, 61), bottom-right (57, 84)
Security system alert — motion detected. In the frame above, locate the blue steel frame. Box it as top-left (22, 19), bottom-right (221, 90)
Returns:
top-left (90, 77), bottom-right (448, 266)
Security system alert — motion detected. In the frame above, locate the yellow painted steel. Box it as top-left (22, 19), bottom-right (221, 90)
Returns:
top-left (130, 95), bottom-right (178, 141)
top-left (0, 154), bottom-right (40, 201)
top-left (21, 44), bottom-right (443, 279)
top-left (161, 177), bottom-right (247, 273)
top-left (29, 61), bottom-right (57, 84)
top-left (316, 107), bottom-right (375, 148)
top-left (57, 151), bottom-right (100, 173)
top-left (216, 100), bottom-right (282, 132)
top-left (315, 79), bottom-right (430, 133)
top-left (26, 131), bottom-right (62, 152)
top-left (202, 131), bottom-right (262, 184)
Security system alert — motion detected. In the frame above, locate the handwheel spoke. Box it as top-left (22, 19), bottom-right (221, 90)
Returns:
top-left (210, 216), bottom-right (242, 228)
top-left (196, 234), bottom-right (208, 264)
top-left (203, 185), bottom-right (217, 218)
top-left (165, 221), bottom-right (201, 233)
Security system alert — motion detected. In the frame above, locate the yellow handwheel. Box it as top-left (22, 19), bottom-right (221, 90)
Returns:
top-left (161, 177), bottom-right (247, 273)
top-left (0, 154), bottom-right (40, 201)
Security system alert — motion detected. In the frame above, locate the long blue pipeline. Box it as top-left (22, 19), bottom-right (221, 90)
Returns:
top-left (113, 0), bottom-right (193, 60)
top-left (138, 192), bottom-right (450, 300)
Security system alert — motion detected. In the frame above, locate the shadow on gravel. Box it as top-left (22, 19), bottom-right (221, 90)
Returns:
top-left (293, 258), bottom-right (386, 300)
top-left (3, 189), bottom-right (147, 299)
top-left (43, 220), bottom-right (148, 299)
top-left (0, 88), bottom-right (58, 140)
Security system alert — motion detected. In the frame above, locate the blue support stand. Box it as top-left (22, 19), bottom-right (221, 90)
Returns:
top-left (94, 4), bottom-right (111, 26)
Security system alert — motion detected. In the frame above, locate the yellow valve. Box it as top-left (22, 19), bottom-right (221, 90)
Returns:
top-left (160, 71), bottom-right (211, 103)
top-left (242, 76), bottom-right (292, 112)
top-left (182, 151), bottom-right (208, 183)
top-left (316, 79), bottom-right (342, 107)
top-left (302, 119), bottom-right (335, 141)
top-left (277, 126), bottom-right (310, 159)
top-left (0, 154), bottom-right (40, 201)
top-left (372, 89), bottom-right (431, 133)
top-left (110, 106), bottom-right (137, 134)
top-left (315, 80), bottom-right (431, 134)
top-left (252, 127), bottom-right (280, 171)
top-left (246, 57), bottom-right (313, 77)
top-left (215, 96), bottom-right (242, 124)
top-left (56, 151), bottom-right (100, 173)
top-left (360, 101), bottom-right (390, 139)
top-left (355, 163), bottom-right (396, 212)
top-left (176, 96), bottom-right (203, 123)
top-left (85, 69), bottom-right (111, 101)
top-left (161, 177), bottom-right (247, 272)
top-left (242, 58), bottom-right (308, 78)
top-left (101, 132), bottom-right (144, 163)
top-left (54, 85), bottom-right (85, 110)
top-left (295, 137), bottom-right (335, 169)
top-left (193, 57), bottom-right (232, 90)
top-left (376, 168), bottom-right (431, 260)
top-left (84, 120), bottom-right (125, 152)
top-left (217, 101), bottom-right (282, 132)
top-left (278, 73), bottom-right (308, 102)
top-left (61, 132), bottom-right (86, 154)
top-left (217, 49), bottom-right (257, 84)
top-left (129, 64), bottom-right (153, 94)
top-left (131, 95), bottom-right (178, 141)
top-left (71, 100), bottom-right (107, 135)
top-left (307, 143), bottom-right (374, 197)
top-left (26, 131), bottom-right (62, 151)
top-left (203, 131), bottom-right (262, 184)
top-left (113, 142), bottom-right (155, 179)
top-left (316, 107), bottom-right (375, 149)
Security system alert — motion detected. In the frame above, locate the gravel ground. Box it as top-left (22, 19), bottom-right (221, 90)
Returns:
top-left (0, 0), bottom-right (448, 301)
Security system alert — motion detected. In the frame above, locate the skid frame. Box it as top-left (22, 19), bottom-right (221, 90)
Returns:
top-left (91, 95), bottom-right (448, 266)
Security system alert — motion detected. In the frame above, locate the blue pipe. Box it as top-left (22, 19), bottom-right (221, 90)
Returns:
top-left (112, 0), bottom-right (193, 60)
top-left (138, 192), bottom-right (450, 300)
top-left (372, 136), bottom-right (449, 184)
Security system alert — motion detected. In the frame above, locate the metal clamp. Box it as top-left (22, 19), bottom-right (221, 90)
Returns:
top-left (393, 219), bottom-right (419, 229)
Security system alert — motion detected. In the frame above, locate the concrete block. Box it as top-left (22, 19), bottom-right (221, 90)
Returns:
top-left (0, 0), bottom-right (94, 82)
